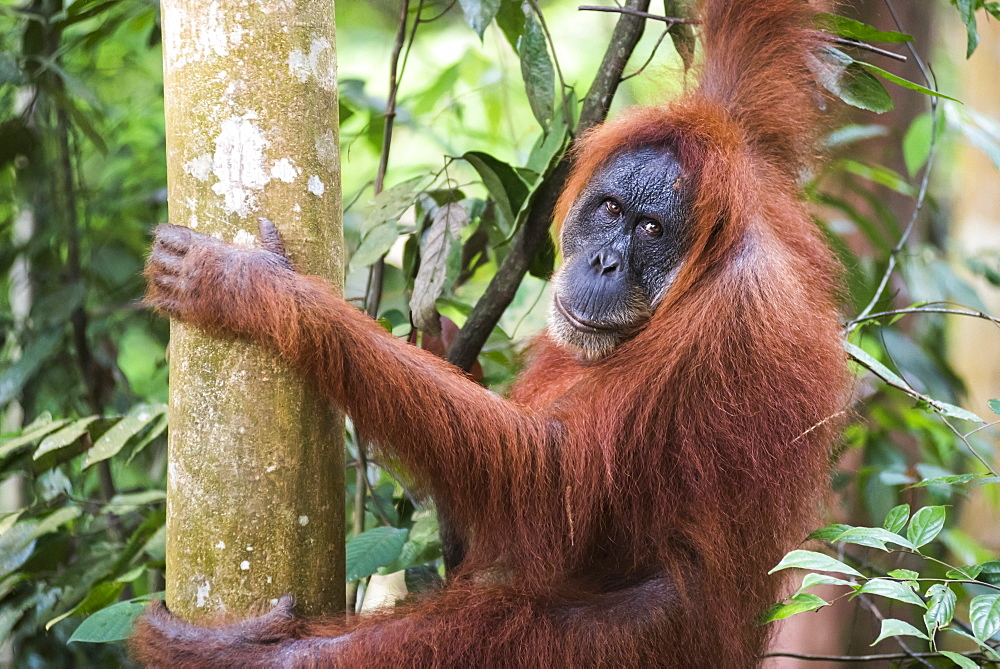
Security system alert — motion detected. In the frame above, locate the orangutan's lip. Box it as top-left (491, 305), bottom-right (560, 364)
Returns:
top-left (554, 294), bottom-right (618, 334)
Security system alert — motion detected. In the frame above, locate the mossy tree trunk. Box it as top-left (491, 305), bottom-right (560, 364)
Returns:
top-left (158, 0), bottom-right (344, 620)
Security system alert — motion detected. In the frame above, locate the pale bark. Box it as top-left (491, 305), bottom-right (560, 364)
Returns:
top-left (159, 0), bottom-right (344, 620)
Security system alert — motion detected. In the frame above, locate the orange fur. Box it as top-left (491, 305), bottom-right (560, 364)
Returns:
top-left (134, 1), bottom-right (846, 666)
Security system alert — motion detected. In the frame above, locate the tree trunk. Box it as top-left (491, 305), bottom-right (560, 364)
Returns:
top-left (159, 0), bottom-right (344, 620)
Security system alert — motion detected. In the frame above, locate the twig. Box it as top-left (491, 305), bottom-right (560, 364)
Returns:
top-left (447, 0), bottom-right (652, 371)
top-left (364, 0), bottom-right (411, 320)
top-left (577, 5), bottom-right (694, 24)
top-left (847, 306), bottom-right (1000, 332)
top-left (855, 1), bottom-right (940, 321)
top-left (763, 650), bottom-right (999, 663)
top-left (621, 27), bottom-right (669, 82)
top-left (833, 36), bottom-right (906, 62)
top-left (857, 593), bottom-right (934, 668)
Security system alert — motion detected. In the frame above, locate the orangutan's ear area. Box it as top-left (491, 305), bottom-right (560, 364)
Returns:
top-left (135, 0), bottom-right (849, 666)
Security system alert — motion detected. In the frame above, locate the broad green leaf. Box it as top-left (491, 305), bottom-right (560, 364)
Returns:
top-left (859, 578), bottom-right (926, 609)
top-left (0, 414), bottom-right (69, 459)
top-left (887, 569), bottom-right (919, 581)
top-left (856, 61), bottom-right (962, 103)
top-left (808, 47), bottom-right (892, 114)
top-left (462, 151), bottom-right (529, 236)
top-left (825, 124), bottom-right (888, 148)
top-left (947, 565), bottom-right (982, 580)
top-left (345, 527), bottom-right (408, 582)
top-left (924, 584), bottom-right (956, 635)
top-left (955, 0), bottom-right (979, 58)
top-left (833, 527), bottom-right (915, 551)
top-left (908, 474), bottom-right (979, 489)
top-left (871, 618), bottom-right (929, 645)
top-left (970, 593), bottom-right (1000, 643)
top-left (410, 203), bottom-right (468, 335)
top-left (0, 330), bottom-right (62, 406)
top-left (68, 600), bottom-right (149, 643)
top-left (797, 573), bottom-right (853, 594)
top-left (83, 404), bottom-right (166, 469)
top-left (494, 0), bottom-right (525, 50)
top-left (47, 581), bottom-right (125, 630)
top-left (987, 2), bottom-right (1000, 20)
top-left (807, 523), bottom-right (853, 542)
top-left (883, 504), bottom-right (910, 533)
top-left (769, 550), bottom-right (863, 578)
top-left (923, 400), bottom-right (984, 423)
top-left (349, 222), bottom-right (401, 274)
top-left (907, 506), bottom-right (946, 548)
top-left (517, 6), bottom-right (554, 128)
top-left (361, 177), bottom-right (423, 236)
top-left (837, 160), bottom-right (914, 196)
top-left (903, 113), bottom-right (932, 177)
top-left (458, 0), bottom-right (501, 40)
top-left (939, 651), bottom-right (979, 669)
top-left (33, 416), bottom-right (100, 460)
top-left (975, 560), bottom-right (1000, 586)
top-left (0, 507), bottom-right (80, 577)
top-left (762, 593), bottom-right (829, 622)
top-left (815, 13), bottom-right (912, 43)
top-left (988, 399), bottom-right (1000, 416)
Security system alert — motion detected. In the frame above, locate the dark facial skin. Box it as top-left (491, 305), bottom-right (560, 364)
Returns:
top-left (549, 147), bottom-right (689, 359)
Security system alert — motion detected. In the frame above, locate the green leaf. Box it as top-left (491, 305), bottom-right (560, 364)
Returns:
top-left (47, 581), bottom-right (126, 630)
top-left (856, 61), bottom-right (962, 103)
top-left (33, 416), bottom-right (100, 460)
top-left (361, 177), bottom-right (423, 236)
top-left (458, 0), bottom-right (501, 40)
top-left (924, 584), bottom-right (956, 635)
top-left (0, 507), bottom-right (81, 577)
top-left (988, 399), bottom-right (1000, 416)
top-left (0, 414), bottom-right (70, 459)
top-left (517, 6), bottom-right (554, 128)
top-left (345, 527), bottom-right (408, 582)
top-left (947, 565), bottom-right (982, 580)
top-left (769, 550), bottom-right (863, 578)
top-left (887, 569), bottom-right (920, 580)
top-left (808, 47), bottom-right (892, 114)
top-left (939, 651), bottom-right (980, 669)
top-left (807, 523), bottom-right (853, 542)
top-left (859, 578), bottom-right (926, 609)
top-left (462, 151), bottom-right (530, 236)
top-left (883, 504), bottom-right (910, 534)
top-left (837, 160), bottom-right (914, 196)
top-left (83, 404), bottom-right (166, 469)
top-left (975, 560), bottom-right (1000, 586)
top-left (987, 2), bottom-right (1000, 20)
top-left (68, 600), bottom-right (150, 643)
top-left (761, 593), bottom-right (829, 623)
top-left (494, 0), bottom-right (525, 51)
top-left (871, 618), bottom-right (930, 645)
top-left (955, 0), bottom-right (979, 58)
top-left (0, 330), bottom-right (62, 406)
top-left (970, 593), bottom-right (1000, 644)
top-left (906, 506), bottom-right (946, 548)
top-left (832, 527), bottom-right (915, 551)
top-left (815, 13), bottom-right (912, 43)
top-left (349, 222), bottom-right (401, 275)
top-left (907, 474), bottom-right (979, 489)
top-left (903, 113), bottom-right (932, 177)
top-left (797, 573), bottom-right (853, 593)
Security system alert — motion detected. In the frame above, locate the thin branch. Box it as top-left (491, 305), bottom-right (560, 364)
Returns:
top-left (577, 5), bottom-right (694, 24)
top-left (447, 0), bottom-right (652, 371)
top-left (847, 306), bottom-right (1000, 332)
top-left (364, 0), bottom-right (412, 320)
top-left (849, 350), bottom-right (999, 476)
top-left (621, 27), bottom-right (669, 82)
top-left (763, 650), bottom-right (999, 663)
top-left (833, 36), bottom-right (906, 62)
top-left (857, 593), bottom-right (934, 668)
top-left (855, 1), bottom-right (940, 321)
